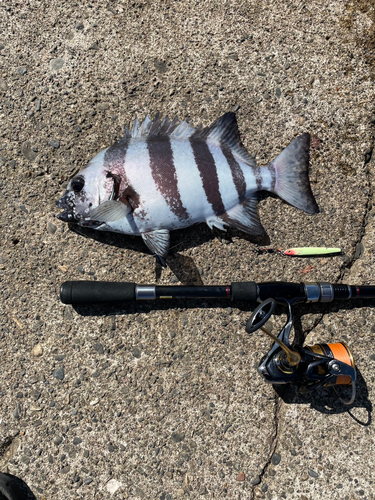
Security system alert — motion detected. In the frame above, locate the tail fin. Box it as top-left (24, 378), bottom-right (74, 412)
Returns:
top-left (271, 133), bottom-right (319, 214)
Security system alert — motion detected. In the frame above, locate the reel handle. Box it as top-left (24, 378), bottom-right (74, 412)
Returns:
top-left (245, 298), bottom-right (276, 333)
top-left (246, 298), bottom-right (301, 366)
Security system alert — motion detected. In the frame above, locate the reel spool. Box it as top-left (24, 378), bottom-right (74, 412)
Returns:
top-left (300, 342), bottom-right (356, 404)
top-left (246, 298), bottom-right (356, 404)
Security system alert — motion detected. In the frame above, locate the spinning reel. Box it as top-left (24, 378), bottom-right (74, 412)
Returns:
top-left (246, 298), bottom-right (356, 404)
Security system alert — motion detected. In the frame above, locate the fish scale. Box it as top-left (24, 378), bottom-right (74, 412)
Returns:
top-left (56, 112), bottom-right (319, 258)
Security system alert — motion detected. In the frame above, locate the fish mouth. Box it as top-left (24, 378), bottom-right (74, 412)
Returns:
top-left (56, 197), bottom-right (79, 223)
top-left (56, 209), bottom-right (78, 223)
top-left (55, 198), bottom-right (103, 228)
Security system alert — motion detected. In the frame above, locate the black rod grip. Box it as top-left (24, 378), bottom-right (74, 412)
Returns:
top-left (60, 281), bottom-right (136, 304)
top-left (231, 282), bottom-right (258, 301)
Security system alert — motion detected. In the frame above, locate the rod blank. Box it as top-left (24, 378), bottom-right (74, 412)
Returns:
top-left (60, 280), bottom-right (375, 305)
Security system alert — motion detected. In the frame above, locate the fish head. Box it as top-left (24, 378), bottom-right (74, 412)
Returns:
top-left (56, 149), bottom-right (113, 226)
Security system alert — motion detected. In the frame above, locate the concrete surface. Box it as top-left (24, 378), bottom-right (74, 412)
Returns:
top-left (0, 0), bottom-right (374, 499)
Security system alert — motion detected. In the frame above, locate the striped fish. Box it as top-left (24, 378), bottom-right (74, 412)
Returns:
top-left (56, 112), bottom-right (318, 259)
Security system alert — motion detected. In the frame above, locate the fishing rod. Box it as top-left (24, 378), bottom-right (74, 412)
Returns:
top-left (60, 280), bottom-right (373, 404)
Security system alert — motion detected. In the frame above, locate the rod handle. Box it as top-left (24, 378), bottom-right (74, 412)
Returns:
top-left (60, 281), bottom-right (136, 304)
top-left (231, 282), bottom-right (258, 301)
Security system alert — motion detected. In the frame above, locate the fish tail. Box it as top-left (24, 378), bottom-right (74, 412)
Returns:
top-left (270, 133), bottom-right (319, 214)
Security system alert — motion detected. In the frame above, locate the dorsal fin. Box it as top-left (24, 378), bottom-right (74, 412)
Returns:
top-left (191, 112), bottom-right (256, 167)
top-left (122, 114), bottom-right (196, 140)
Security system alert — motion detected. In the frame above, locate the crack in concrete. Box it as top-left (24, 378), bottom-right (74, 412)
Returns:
top-left (250, 395), bottom-right (281, 500)
top-left (301, 146), bottom-right (375, 341)
top-left (340, 152), bottom-right (374, 282)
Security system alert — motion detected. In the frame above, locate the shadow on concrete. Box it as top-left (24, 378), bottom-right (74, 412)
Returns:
top-left (274, 368), bottom-right (372, 425)
top-left (67, 221), bottom-right (270, 283)
top-left (0, 472), bottom-right (36, 500)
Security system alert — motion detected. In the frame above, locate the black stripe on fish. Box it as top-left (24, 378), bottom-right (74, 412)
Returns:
top-left (220, 144), bottom-right (247, 202)
top-left (254, 167), bottom-right (263, 191)
top-left (269, 163), bottom-right (276, 192)
top-left (104, 137), bottom-right (135, 209)
top-left (104, 137), bottom-right (130, 170)
top-left (146, 136), bottom-right (190, 221)
top-left (189, 137), bottom-right (226, 216)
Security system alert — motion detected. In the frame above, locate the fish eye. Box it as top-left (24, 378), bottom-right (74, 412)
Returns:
top-left (71, 176), bottom-right (85, 193)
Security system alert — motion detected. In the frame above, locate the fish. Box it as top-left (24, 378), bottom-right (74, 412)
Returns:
top-left (56, 112), bottom-right (319, 259)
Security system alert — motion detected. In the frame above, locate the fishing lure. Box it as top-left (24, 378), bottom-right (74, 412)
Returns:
top-left (258, 247), bottom-right (343, 257)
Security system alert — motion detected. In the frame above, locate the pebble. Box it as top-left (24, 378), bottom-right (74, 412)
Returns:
top-left (0, 79), bottom-right (7, 91)
top-left (21, 141), bottom-right (38, 161)
top-left (364, 149), bottom-right (373, 164)
top-left (93, 343), bottom-right (104, 354)
top-left (31, 344), bottom-right (43, 357)
top-left (308, 469), bottom-right (318, 478)
top-left (154, 59), bottom-right (167, 73)
top-left (73, 437), bottom-right (82, 445)
top-left (251, 475), bottom-right (261, 486)
top-left (84, 478), bottom-right (93, 485)
top-left (76, 22), bottom-right (84, 30)
top-left (236, 472), bottom-right (245, 481)
top-left (50, 58), bottom-right (64, 71)
top-left (106, 479), bottom-right (122, 494)
top-left (97, 103), bottom-right (110, 111)
top-left (53, 368), bottom-right (65, 381)
top-left (254, 488), bottom-right (265, 498)
top-left (132, 347), bottom-right (141, 358)
top-left (47, 222), bottom-right (57, 234)
top-left (35, 99), bottom-right (41, 112)
top-left (171, 432), bottom-right (185, 443)
top-left (354, 242), bottom-right (364, 259)
top-left (48, 139), bottom-right (60, 149)
top-left (271, 453), bottom-right (281, 465)
top-left (17, 67), bottom-right (27, 76)
top-left (53, 436), bottom-right (63, 445)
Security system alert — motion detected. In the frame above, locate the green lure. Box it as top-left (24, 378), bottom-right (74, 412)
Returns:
top-left (282, 247), bottom-right (343, 257)
top-left (258, 247), bottom-right (343, 257)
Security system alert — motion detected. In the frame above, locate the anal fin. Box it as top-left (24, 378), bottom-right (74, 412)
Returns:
top-left (211, 197), bottom-right (266, 236)
top-left (142, 229), bottom-right (170, 257)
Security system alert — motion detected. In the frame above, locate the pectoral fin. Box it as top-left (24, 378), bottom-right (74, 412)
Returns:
top-left (88, 200), bottom-right (131, 223)
top-left (142, 229), bottom-right (170, 257)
